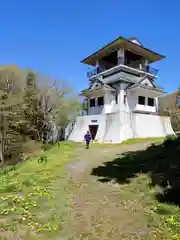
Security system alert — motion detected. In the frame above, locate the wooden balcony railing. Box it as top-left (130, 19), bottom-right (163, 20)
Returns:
top-left (87, 57), bottom-right (159, 78)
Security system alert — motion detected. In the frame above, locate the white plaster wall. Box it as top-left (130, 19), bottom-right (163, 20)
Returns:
top-left (88, 96), bottom-right (104, 115)
top-left (126, 90), bottom-right (138, 112)
top-left (89, 103), bottom-right (127, 115)
top-left (103, 111), bottom-right (134, 143)
top-left (121, 83), bottom-right (130, 90)
top-left (112, 104), bottom-right (121, 113)
top-left (88, 104), bottom-right (115, 115)
top-left (117, 48), bottom-right (124, 58)
top-left (96, 60), bottom-right (99, 67)
top-left (68, 117), bottom-right (85, 141)
top-left (117, 48), bottom-right (124, 64)
top-left (103, 104), bottom-right (113, 114)
top-left (113, 83), bottom-right (121, 104)
top-left (127, 88), bottom-right (159, 113)
top-left (119, 84), bottom-right (125, 110)
top-left (68, 114), bottom-right (106, 142)
top-left (133, 113), bottom-right (174, 138)
top-left (88, 106), bottom-right (103, 115)
top-left (87, 91), bottom-right (113, 115)
top-left (105, 91), bottom-right (115, 104)
top-left (111, 82), bottom-right (129, 111)
top-left (119, 111), bottom-right (134, 141)
top-left (68, 99), bottom-right (174, 142)
top-left (134, 104), bottom-right (156, 113)
top-left (160, 116), bottom-right (175, 135)
top-left (140, 78), bottom-right (153, 87)
top-left (155, 97), bottom-right (159, 114)
top-left (88, 90), bottom-right (118, 115)
top-left (67, 112), bottom-right (174, 143)
top-left (103, 113), bottom-right (122, 143)
top-left (87, 83), bottom-right (132, 115)
top-left (118, 112), bottom-right (174, 142)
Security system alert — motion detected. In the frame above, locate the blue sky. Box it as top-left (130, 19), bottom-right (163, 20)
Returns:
top-left (0, 0), bottom-right (180, 93)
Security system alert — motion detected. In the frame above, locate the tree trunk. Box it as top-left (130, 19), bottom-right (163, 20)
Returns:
top-left (0, 109), bottom-right (4, 166)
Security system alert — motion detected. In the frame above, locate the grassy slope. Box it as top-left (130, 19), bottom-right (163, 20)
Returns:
top-left (92, 137), bottom-right (165, 148)
top-left (68, 138), bottom-right (180, 240)
top-left (0, 137), bottom-right (180, 239)
top-left (90, 137), bottom-right (180, 239)
top-left (0, 142), bottom-right (75, 240)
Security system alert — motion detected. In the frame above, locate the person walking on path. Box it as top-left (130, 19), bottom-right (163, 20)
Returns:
top-left (84, 131), bottom-right (92, 149)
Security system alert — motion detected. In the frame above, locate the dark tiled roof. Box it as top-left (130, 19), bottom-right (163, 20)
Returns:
top-left (126, 83), bottom-right (165, 93)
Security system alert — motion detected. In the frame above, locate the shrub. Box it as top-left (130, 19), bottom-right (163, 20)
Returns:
top-left (165, 135), bottom-right (177, 141)
top-left (163, 135), bottom-right (180, 149)
top-left (42, 143), bottom-right (53, 151)
top-left (0, 165), bottom-right (17, 175)
top-left (37, 154), bottom-right (48, 164)
top-left (22, 140), bottom-right (42, 154)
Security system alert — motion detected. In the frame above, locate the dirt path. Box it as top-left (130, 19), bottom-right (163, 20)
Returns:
top-left (65, 142), bottom-right (163, 240)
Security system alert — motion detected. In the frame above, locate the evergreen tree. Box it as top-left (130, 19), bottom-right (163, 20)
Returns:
top-left (0, 68), bottom-right (25, 165)
top-left (0, 66), bottom-right (80, 165)
top-left (22, 71), bottom-right (44, 141)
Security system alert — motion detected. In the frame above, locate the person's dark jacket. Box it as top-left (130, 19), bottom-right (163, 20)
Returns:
top-left (84, 133), bottom-right (91, 142)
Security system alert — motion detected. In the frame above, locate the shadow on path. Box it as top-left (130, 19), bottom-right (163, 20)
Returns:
top-left (91, 137), bottom-right (180, 205)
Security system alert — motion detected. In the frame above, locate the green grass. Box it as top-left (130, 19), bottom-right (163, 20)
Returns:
top-left (0, 142), bottom-right (75, 239)
top-left (90, 137), bottom-right (180, 239)
top-left (92, 137), bottom-right (165, 148)
top-left (121, 137), bottom-right (165, 144)
top-left (1, 138), bottom-right (180, 239)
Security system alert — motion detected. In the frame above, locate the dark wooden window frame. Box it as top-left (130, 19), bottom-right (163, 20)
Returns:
top-left (97, 96), bottom-right (104, 106)
top-left (89, 98), bottom-right (96, 107)
top-left (148, 97), bottom-right (155, 107)
top-left (124, 94), bottom-right (127, 105)
top-left (138, 96), bottom-right (145, 105)
top-left (115, 92), bottom-right (118, 104)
